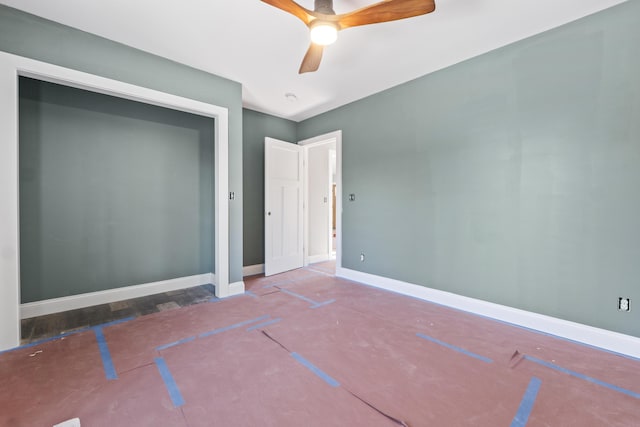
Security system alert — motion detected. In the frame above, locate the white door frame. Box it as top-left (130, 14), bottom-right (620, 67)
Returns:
top-left (0, 51), bottom-right (233, 351)
top-left (298, 130), bottom-right (342, 269)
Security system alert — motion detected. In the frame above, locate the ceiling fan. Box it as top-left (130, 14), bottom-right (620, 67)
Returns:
top-left (261, 0), bottom-right (436, 73)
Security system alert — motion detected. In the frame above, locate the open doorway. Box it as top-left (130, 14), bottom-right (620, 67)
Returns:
top-left (300, 132), bottom-right (341, 274)
top-left (263, 131), bottom-right (341, 277)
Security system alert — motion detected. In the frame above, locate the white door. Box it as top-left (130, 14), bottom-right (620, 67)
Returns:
top-left (264, 137), bottom-right (304, 276)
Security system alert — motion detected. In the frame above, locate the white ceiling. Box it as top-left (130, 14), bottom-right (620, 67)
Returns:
top-left (1, 0), bottom-right (627, 121)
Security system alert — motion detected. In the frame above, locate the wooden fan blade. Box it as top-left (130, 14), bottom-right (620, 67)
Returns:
top-left (299, 43), bottom-right (324, 74)
top-left (261, 0), bottom-right (314, 25)
top-left (337, 0), bottom-right (435, 30)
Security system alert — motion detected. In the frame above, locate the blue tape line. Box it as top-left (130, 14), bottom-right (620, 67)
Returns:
top-left (95, 316), bottom-right (136, 329)
top-left (155, 357), bottom-right (185, 407)
top-left (511, 377), bottom-right (542, 427)
top-left (524, 355), bottom-right (640, 399)
top-left (311, 299), bottom-right (336, 309)
top-left (94, 326), bottom-right (117, 380)
top-left (156, 336), bottom-right (197, 351)
top-left (156, 315), bottom-right (272, 351)
top-left (291, 352), bottom-right (340, 387)
top-left (0, 328), bottom-right (90, 355)
top-left (245, 290), bottom-right (259, 299)
top-left (199, 314), bottom-right (270, 338)
top-left (0, 316), bottom-right (137, 356)
top-left (278, 288), bottom-right (319, 305)
top-left (349, 280), bottom-right (640, 363)
top-left (246, 318), bottom-right (282, 331)
top-left (416, 332), bottom-right (493, 363)
top-left (261, 279), bottom-right (294, 289)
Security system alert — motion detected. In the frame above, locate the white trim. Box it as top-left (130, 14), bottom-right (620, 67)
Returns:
top-left (228, 281), bottom-right (246, 297)
top-left (308, 254), bottom-right (331, 264)
top-left (214, 108), bottom-right (230, 297)
top-left (0, 51), bottom-right (230, 351)
top-left (337, 267), bottom-right (640, 359)
top-left (298, 131), bottom-right (342, 272)
top-left (20, 274), bottom-right (214, 319)
top-left (243, 264), bottom-right (265, 276)
top-left (0, 58), bottom-right (20, 349)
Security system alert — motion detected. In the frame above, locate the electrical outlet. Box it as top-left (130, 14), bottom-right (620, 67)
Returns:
top-left (618, 297), bottom-right (630, 312)
top-left (360, 253), bottom-right (365, 262)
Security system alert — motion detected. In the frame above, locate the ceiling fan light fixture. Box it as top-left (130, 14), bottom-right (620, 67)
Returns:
top-left (261, 0), bottom-right (437, 73)
top-left (309, 21), bottom-right (338, 46)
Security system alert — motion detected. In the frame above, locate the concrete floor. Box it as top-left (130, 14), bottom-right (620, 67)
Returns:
top-left (21, 284), bottom-right (216, 343)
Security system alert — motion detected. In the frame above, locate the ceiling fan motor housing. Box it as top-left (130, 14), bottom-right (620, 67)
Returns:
top-left (314, 0), bottom-right (335, 14)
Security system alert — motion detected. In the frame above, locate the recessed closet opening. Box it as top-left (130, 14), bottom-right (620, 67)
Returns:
top-left (18, 77), bottom-right (216, 336)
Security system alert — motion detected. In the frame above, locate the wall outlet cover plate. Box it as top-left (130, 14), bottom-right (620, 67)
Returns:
top-left (618, 297), bottom-right (630, 311)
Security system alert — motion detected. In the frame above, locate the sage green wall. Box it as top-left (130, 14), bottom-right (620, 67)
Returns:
top-left (19, 78), bottom-right (214, 302)
top-left (297, 1), bottom-right (640, 337)
top-left (0, 4), bottom-right (244, 284)
top-left (242, 109), bottom-right (297, 267)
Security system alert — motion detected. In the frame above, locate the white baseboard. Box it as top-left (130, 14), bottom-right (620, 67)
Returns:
top-left (214, 280), bottom-right (245, 298)
top-left (243, 264), bottom-right (264, 276)
top-left (337, 267), bottom-right (640, 359)
top-left (20, 273), bottom-right (215, 319)
top-left (228, 281), bottom-right (245, 297)
top-left (307, 254), bottom-right (331, 264)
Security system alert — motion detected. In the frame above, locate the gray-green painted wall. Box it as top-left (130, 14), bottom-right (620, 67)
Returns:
top-left (297, 1), bottom-right (640, 337)
top-left (19, 78), bottom-right (214, 302)
top-left (242, 109), bottom-right (297, 267)
top-left (0, 4), bottom-right (244, 284)
top-left (4, 2), bottom-right (638, 337)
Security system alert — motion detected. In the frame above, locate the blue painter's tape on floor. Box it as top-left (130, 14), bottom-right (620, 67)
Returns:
top-left (155, 357), bottom-right (185, 407)
top-left (352, 279), bottom-right (640, 364)
top-left (247, 318), bottom-right (282, 331)
top-left (199, 314), bottom-right (270, 338)
top-left (311, 299), bottom-right (336, 309)
top-left (511, 377), bottom-right (542, 427)
top-left (278, 288), bottom-right (318, 305)
top-left (291, 352), bottom-right (340, 387)
top-left (156, 336), bottom-right (197, 351)
top-left (0, 328), bottom-right (90, 355)
top-left (524, 355), bottom-right (640, 399)
top-left (416, 332), bottom-right (493, 363)
top-left (261, 279), bottom-right (294, 289)
top-left (94, 326), bottom-right (118, 380)
top-left (97, 316), bottom-right (136, 329)
top-left (0, 316), bottom-right (136, 356)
